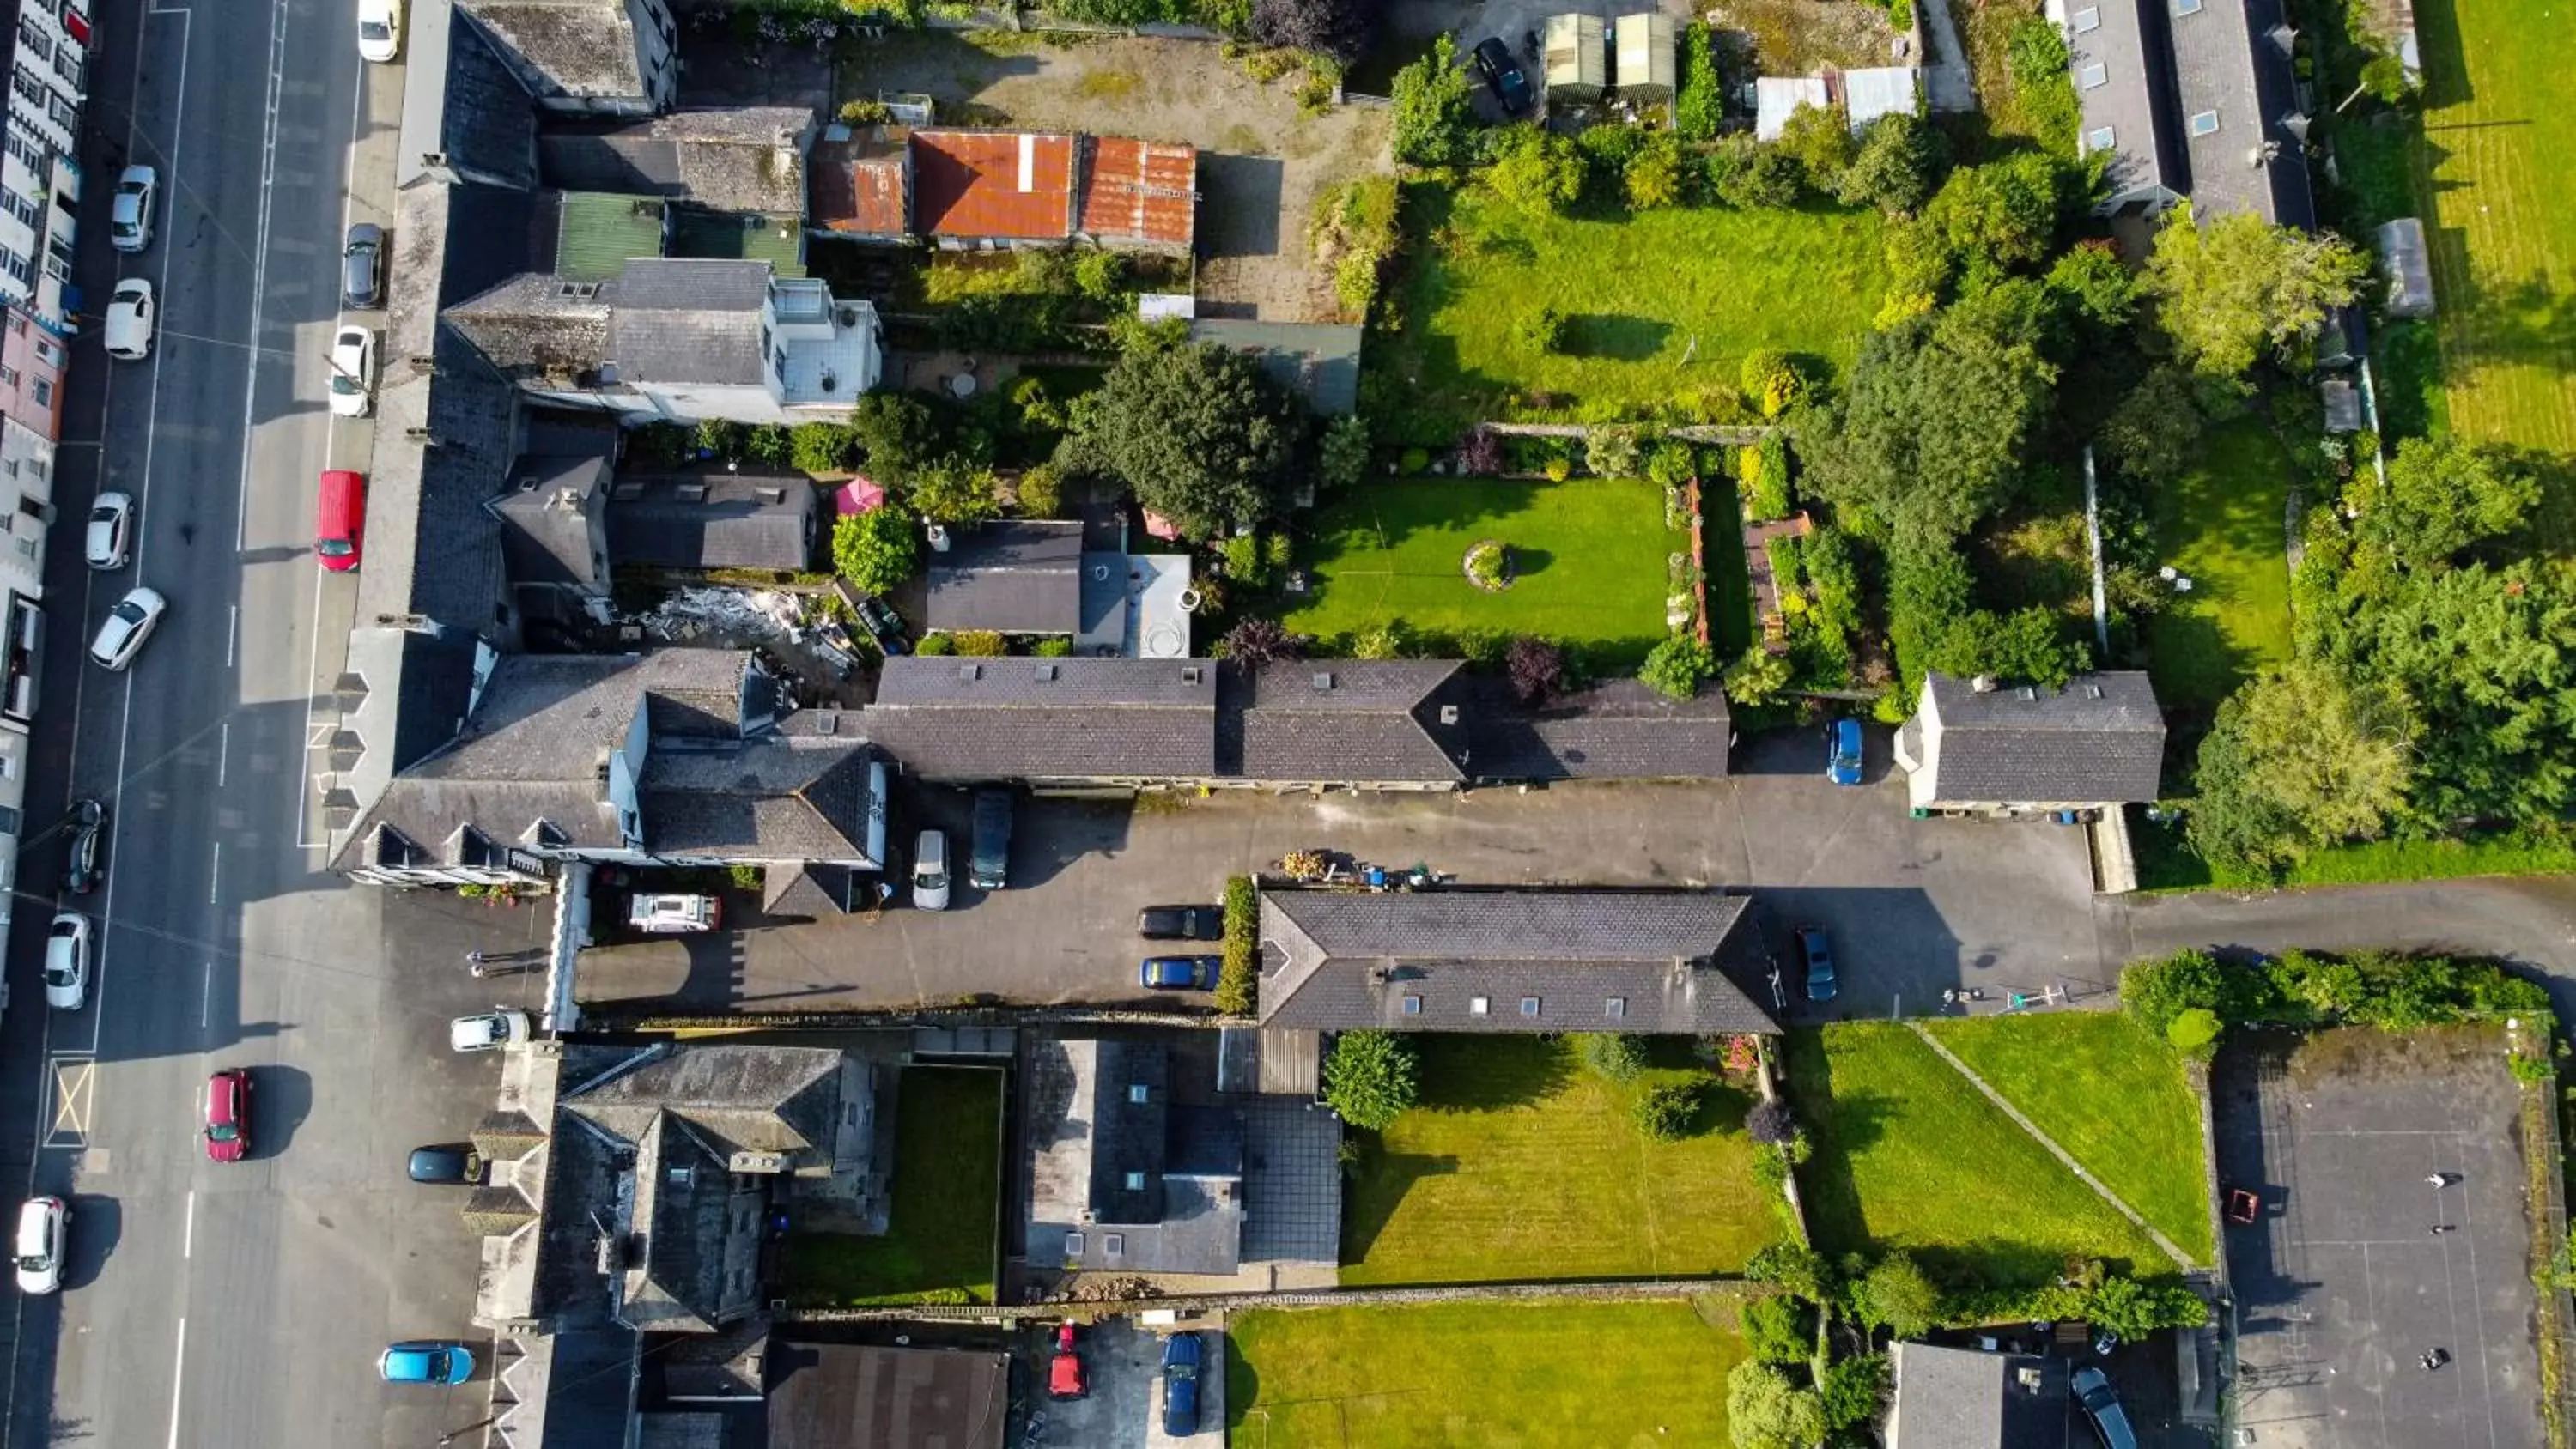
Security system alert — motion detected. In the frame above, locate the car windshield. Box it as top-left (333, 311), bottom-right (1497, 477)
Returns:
top-left (319, 538), bottom-right (354, 557)
top-left (918, 868), bottom-right (948, 889)
top-left (361, 20), bottom-right (392, 39)
top-left (112, 600), bottom-right (147, 624)
top-left (330, 373), bottom-right (361, 395)
top-left (206, 1121), bottom-right (236, 1141)
top-left (43, 965), bottom-right (70, 986)
top-left (15, 1253), bottom-right (41, 1271)
top-left (90, 506), bottom-right (117, 524)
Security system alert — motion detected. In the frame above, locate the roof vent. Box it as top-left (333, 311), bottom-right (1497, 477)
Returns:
top-left (1438, 704), bottom-right (1459, 725)
top-left (1970, 674), bottom-right (1999, 693)
top-left (959, 663), bottom-right (982, 682)
top-left (837, 306), bottom-right (861, 328)
top-left (598, 361), bottom-right (621, 386)
top-left (1312, 671), bottom-right (1335, 692)
top-left (1179, 664), bottom-right (1203, 684)
top-left (756, 486), bottom-right (787, 504)
top-left (675, 482), bottom-right (708, 503)
top-left (2085, 683), bottom-right (2103, 700)
top-left (2018, 686), bottom-right (2037, 701)
top-left (1034, 663), bottom-right (1058, 682)
top-left (813, 710), bottom-right (839, 735)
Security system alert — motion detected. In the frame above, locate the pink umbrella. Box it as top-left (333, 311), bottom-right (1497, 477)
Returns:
top-left (835, 476), bottom-right (887, 515)
top-left (1142, 509), bottom-right (1183, 541)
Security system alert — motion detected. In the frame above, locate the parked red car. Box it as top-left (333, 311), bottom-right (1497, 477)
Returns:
top-left (203, 1068), bottom-right (252, 1163)
top-left (1047, 1323), bottom-right (1085, 1400)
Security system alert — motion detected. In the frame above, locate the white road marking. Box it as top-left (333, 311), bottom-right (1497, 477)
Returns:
top-left (207, 841), bottom-right (220, 905)
top-left (216, 718), bottom-right (228, 787)
top-left (199, 960), bottom-right (212, 1030)
top-left (234, 0), bottom-right (288, 555)
top-left (181, 1190), bottom-right (194, 1260)
top-left (225, 603), bottom-right (235, 669)
top-left (164, 1316), bottom-right (186, 1449)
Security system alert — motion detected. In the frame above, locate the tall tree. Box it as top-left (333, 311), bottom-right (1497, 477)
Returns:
top-left (1727, 1361), bottom-right (1828, 1449)
top-left (2190, 661), bottom-right (2418, 874)
top-left (1804, 307), bottom-right (2057, 543)
top-left (2144, 203), bottom-right (2367, 377)
top-left (2346, 435), bottom-right (2541, 568)
top-left (1248, 0), bottom-right (1374, 61)
top-left (1389, 35), bottom-right (1477, 168)
top-left (1837, 111), bottom-right (1950, 215)
top-left (1065, 341), bottom-right (1299, 538)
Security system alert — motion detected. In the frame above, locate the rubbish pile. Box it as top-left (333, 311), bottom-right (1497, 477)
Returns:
top-left (640, 586), bottom-right (865, 684)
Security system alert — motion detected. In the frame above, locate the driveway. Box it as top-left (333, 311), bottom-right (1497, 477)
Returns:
top-left (574, 730), bottom-right (2102, 1019)
top-left (1041, 1319), bottom-right (1222, 1446)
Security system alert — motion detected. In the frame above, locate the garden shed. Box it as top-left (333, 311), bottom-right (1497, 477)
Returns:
top-left (1842, 66), bottom-right (1921, 133)
top-left (2377, 217), bottom-right (2436, 318)
top-left (1545, 14), bottom-right (1607, 103)
top-left (1755, 76), bottom-right (1829, 141)
top-left (1613, 12), bottom-right (1675, 102)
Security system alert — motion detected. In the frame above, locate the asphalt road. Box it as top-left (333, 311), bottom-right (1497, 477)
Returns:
top-left (0, 0), bottom-right (509, 1444)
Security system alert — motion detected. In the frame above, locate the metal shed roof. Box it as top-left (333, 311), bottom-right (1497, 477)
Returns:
top-left (1755, 76), bottom-right (1830, 141)
top-left (1843, 66), bottom-right (1921, 132)
top-left (1614, 12), bottom-right (1675, 100)
top-left (1545, 14), bottom-right (1606, 98)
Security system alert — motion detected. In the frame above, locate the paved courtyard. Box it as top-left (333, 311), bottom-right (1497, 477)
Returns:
top-left (2215, 1027), bottom-right (2548, 1449)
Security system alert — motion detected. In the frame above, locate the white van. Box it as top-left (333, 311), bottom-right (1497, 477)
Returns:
top-left (103, 279), bottom-right (155, 361)
top-left (628, 893), bottom-right (720, 933)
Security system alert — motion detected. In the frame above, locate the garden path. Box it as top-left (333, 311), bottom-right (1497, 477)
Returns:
top-left (1912, 0), bottom-right (1979, 112)
top-left (1905, 1022), bottom-right (2198, 1270)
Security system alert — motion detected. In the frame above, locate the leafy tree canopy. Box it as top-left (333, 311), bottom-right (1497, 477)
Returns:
top-left (2187, 660), bottom-right (2418, 875)
top-left (1065, 341), bottom-right (1300, 538)
top-left (832, 509), bottom-right (919, 596)
top-left (1485, 124), bottom-right (1586, 216)
top-left (1727, 1361), bottom-right (1827, 1449)
top-left (2144, 203), bottom-right (2367, 377)
top-left (1803, 308), bottom-right (2057, 543)
top-left (1838, 111), bottom-right (1951, 215)
top-left (1853, 1252), bottom-right (1942, 1338)
top-left (1248, 0), bottom-right (1375, 61)
top-left (1321, 1030), bottom-right (1419, 1131)
top-left (1390, 35), bottom-right (1478, 168)
top-left (2346, 434), bottom-right (2541, 569)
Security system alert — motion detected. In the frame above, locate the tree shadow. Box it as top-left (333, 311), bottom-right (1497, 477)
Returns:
top-left (1415, 1034), bottom-right (1575, 1111)
top-left (1563, 314), bottom-right (1674, 361)
top-left (1509, 547), bottom-right (1554, 577)
top-left (1777, 1028), bottom-right (1899, 1257)
top-left (1337, 1147), bottom-right (1462, 1266)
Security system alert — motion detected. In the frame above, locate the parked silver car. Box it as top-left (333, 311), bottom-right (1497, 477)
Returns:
top-left (911, 829), bottom-right (951, 911)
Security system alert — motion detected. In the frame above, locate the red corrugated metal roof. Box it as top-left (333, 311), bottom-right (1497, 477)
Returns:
top-left (912, 130), bottom-right (1077, 241)
top-left (1078, 136), bottom-right (1196, 248)
top-left (808, 127), bottom-right (910, 237)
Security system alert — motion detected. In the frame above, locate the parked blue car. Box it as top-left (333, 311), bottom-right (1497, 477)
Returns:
top-left (1161, 1331), bottom-right (1203, 1436)
top-left (1140, 955), bottom-right (1219, 991)
top-left (380, 1340), bottom-right (474, 1385)
top-left (1826, 718), bottom-right (1864, 785)
top-left (1796, 925), bottom-right (1837, 1003)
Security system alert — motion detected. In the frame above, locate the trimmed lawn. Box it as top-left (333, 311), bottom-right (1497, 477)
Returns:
top-left (1228, 1300), bottom-right (1746, 1447)
top-left (1285, 479), bottom-right (1684, 664)
top-left (1783, 1024), bottom-right (2172, 1284)
top-left (780, 1066), bottom-right (1001, 1305)
top-left (1341, 1036), bottom-right (1774, 1284)
top-left (2406, 0), bottom-right (2576, 523)
top-left (1923, 1015), bottom-right (2214, 1264)
top-left (2144, 417), bottom-right (2296, 711)
top-left (2133, 809), bottom-right (2576, 891)
top-left (1370, 186), bottom-right (1886, 442)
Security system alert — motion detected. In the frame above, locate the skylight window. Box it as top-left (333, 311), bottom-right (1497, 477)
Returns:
top-left (2073, 6), bottom-right (2101, 29)
top-left (2190, 109), bottom-right (2221, 135)
top-left (2079, 62), bottom-right (2109, 88)
top-left (2087, 125), bottom-right (2118, 151)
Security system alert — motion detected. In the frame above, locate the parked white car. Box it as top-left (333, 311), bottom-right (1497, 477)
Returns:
top-left (83, 493), bottom-right (132, 571)
top-left (43, 913), bottom-right (87, 1011)
top-left (628, 893), bottom-right (720, 934)
top-left (447, 1009), bottom-right (532, 1053)
top-left (912, 829), bottom-right (951, 912)
top-left (326, 324), bottom-right (375, 418)
top-left (13, 1197), bottom-right (65, 1295)
top-left (88, 586), bottom-right (166, 670)
top-left (103, 279), bottom-right (155, 361)
top-left (356, 0), bottom-right (403, 62)
top-left (109, 166), bottom-right (155, 254)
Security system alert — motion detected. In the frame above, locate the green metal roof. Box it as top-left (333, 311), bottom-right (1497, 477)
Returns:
top-left (669, 209), bottom-right (806, 278)
top-left (555, 191), bottom-right (668, 283)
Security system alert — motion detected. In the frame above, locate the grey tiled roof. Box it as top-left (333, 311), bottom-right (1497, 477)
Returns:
top-left (1917, 670), bottom-right (2166, 805)
top-left (1023, 1037), bottom-right (1243, 1276)
top-left (1466, 677), bottom-right (1732, 780)
top-left (567, 1043), bottom-right (848, 1162)
top-left (1258, 889), bottom-right (1777, 1035)
top-left (356, 322), bottom-right (522, 633)
top-left (447, 270), bottom-right (615, 382)
top-left (463, 0), bottom-right (651, 106)
top-left (1232, 661), bottom-right (1468, 784)
top-left (607, 472), bottom-right (817, 572)
top-left (538, 107), bottom-right (815, 215)
top-left (924, 520), bottom-right (1084, 634)
top-left (1887, 1343), bottom-right (2071, 1449)
top-left (2169, 0), bottom-right (2314, 228)
top-left (490, 454), bottom-right (611, 588)
top-left (2066, 0), bottom-right (2183, 207)
top-left (641, 743), bottom-right (882, 860)
top-left (444, 13), bottom-right (540, 190)
top-left (863, 657), bottom-right (1218, 781)
top-left (607, 258), bottom-right (772, 385)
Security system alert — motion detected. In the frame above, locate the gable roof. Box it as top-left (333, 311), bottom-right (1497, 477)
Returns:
top-left (605, 472), bottom-right (817, 572)
top-left (1258, 889), bottom-right (1778, 1035)
top-left (438, 10), bottom-right (542, 189)
top-left (766, 1344), bottom-right (1007, 1449)
top-left (641, 744), bottom-right (883, 861)
top-left (538, 107), bottom-right (814, 215)
top-left (447, 269), bottom-right (617, 384)
top-left (1023, 1037), bottom-right (1245, 1276)
top-left (924, 520), bottom-right (1085, 634)
top-left (862, 657), bottom-right (1219, 781)
top-left (2166, 0), bottom-right (2315, 229)
top-left (911, 129), bottom-right (1078, 241)
top-left (807, 123), bottom-right (910, 238)
top-left (564, 1043), bottom-right (848, 1163)
top-left (1887, 1343), bottom-right (2073, 1449)
top-left (1915, 670), bottom-right (2166, 805)
top-left (490, 453), bottom-right (611, 588)
top-left (1075, 136), bottom-right (1196, 248)
top-left (607, 257), bottom-right (773, 386)
top-left (1466, 677), bottom-right (1733, 780)
top-left (1231, 661), bottom-right (1468, 784)
top-left (2066, 0), bottom-right (2184, 208)
top-left (461, 0), bottom-right (653, 107)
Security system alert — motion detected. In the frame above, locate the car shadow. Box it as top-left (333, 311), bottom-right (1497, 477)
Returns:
top-left (251, 1064), bottom-right (313, 1161)
top-left (64, 1194), bottom-right (118, 1291)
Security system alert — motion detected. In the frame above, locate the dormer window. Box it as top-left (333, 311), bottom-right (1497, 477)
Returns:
top-left (1123, 1171), bottom-right (1146, 1191)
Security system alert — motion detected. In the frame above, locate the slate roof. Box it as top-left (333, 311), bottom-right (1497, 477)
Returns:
top-left (641, 743), bottom-right (882, 860)
top-left (1187, 320), bottom-right (1363, 416)
top-left (537, 107), bottom-right (814, 215)
top-left (924, 520), bottom-right (1084, 634)
top-left (1230, 661), bottom-right (1469, 784)
top-left (1258, 889), bottom-right (1778, 1035)
top-left (1914, 670), bottom-right (2166, 806)
top-left (766, 1343), bottom-right (1007, 1449)
top-left (565, 1043), bottom-right (848, 1165)
top-left (442, 11), bottom-right (541, 189)
top-left (2066, 0), bottom-right (2183, 208)
top-left (490, 454), bottom-right (611, 589)
top-left (1022, 1037), bottom-right (1244, 1276)
top-left (912, 130), bottom-right (1078, 240)
top-left (357, 320), bottom-right (523, 634)
top-left (605, 472), bottom-right (817, 572)
top-left (447, 270), bottom-right (617, 385)
top-left (1466, 677), bottom-right (1734, 780)
top-left (463, 0), bottom-right (653, 107)
top-left (1075, 136), bottom-right (1196, 249)
top-left (806, 124), bottom-right (910, 239)
top-left (1886, 1343), bottom-right (2072, 1449)
top-left (607, 258), bottom-right (772, 386)
top-left (2167, 0), bottom-right (2314, 229)
top-left (862, 657), bottom-right (1219, 780)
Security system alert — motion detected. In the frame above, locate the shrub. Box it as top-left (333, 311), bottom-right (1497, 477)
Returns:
top-left (791, 422), bottom-right (853, 475)
top-left (1223, 532), bottom-right (1268, 585)
top-left (1646, 441), bottom-right (1696, 489)
top-left (1390, 35), bottom-right (1477, 168)
top-left (1710, 137), bottom-right (1803, 209)
top-left (1741, 349), bottom-right (1805, 419)
top-left (1465, 539), bottom-right (1510, 589)
top-left (695, 418), bottom-right (745, 458)
top-left (1632, 1081), bottom-right (1700, 1141)
top-left (1352, 621), bottom-right (1409, 659)
top-left (1486, 125), bottom-right (1585, 216)
top-left (1746, 1241), bottom-right (1832, 1301)
top-left (1222, 616), bottom-right (1306, 665)
top-left (1322, 1030), bottom-right (1419, 1130)
top-left (1505, 635), bottom-right (1565, 702)
top-left (908, 459), bottom-right (1000, 525)
top-left (1015, 463), bottom-right (1065, 518)
top-left (914, 633), bottom-right (956, 656)
top-left (2166, 1007), bottom-right (2222, 1058)
top-left (1740, 1295), bottom-right (1811, 1365)
top-left (832, 509), bottom-right (920, 594)
top-left (1032, 637), bottom-right (1074, 658)
top-left (1676, 21), bottom-right (1723, 140)
top-left (2006, 17), bottom-right (2082, 152)
top-left (1456, 426), bottom-right (1503, 476)
top-left (1216, 874), bottom-right (1260, 1015)
top-left (2120, 947), bottom-right (2233, 1040)
top-left (1854, 1252), bottom-right (1941, 1338)
top-left (1319, 414), bottom-right (1371, 489)
top-left (727, 864), bottom-right (764, 892)
top-left (1577, 1033), bottom-right (1649, 1082)
top-left (1727, 1361), bottom-right (1826, 1449)
top-left (1724, 645), bottom-right (1794, 706)
top-left (1518, 306), bottom-right (1565, 355)
top-left (1543, 455), bottom-right (1573, 482)
top-left (1585, 425), bottom-right (1643, 478)
top-left (1820, 1354), bottom-right (1892, 1432)
top-left (1625, 132), bottom-right (1689, 210)
top-left (1640, 634), bottom-right (1717, 700)
top-left (839, 99), bottom-right (893, 124)
top-left (1399, 446), bottom-right (1432, 475)
top-left (850, 393), bottom-right (939, 476)
top-left (1746, 1098), bottom-right (1799, 1146)
top-left (951, 630), bottom-right (1009, 657)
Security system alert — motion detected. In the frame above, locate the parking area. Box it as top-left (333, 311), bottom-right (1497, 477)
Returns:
top-left (573, 730), bottom-right (2101, 1020)
top-left (1040, 1319), bottom-right (1224, 1446)
top-left (2215, 1027), bottom-right (2548, 1449)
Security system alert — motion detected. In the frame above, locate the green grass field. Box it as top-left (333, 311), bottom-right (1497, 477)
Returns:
top-left (2133, 809), bottom-right (2576, 891)
top-left (780, 1066), bottom-right (1001, 1305)
top-left (2144, 417), bottom-right (2296, 711)
top-left (2408, 0), bottom-right (2576, 518)
top-left (1341, 1037), bottom-right (1774, 1284)
top-left (1228, 1300), bottom-right (1747, 1447)
top-left (1369, 187), bottom-right (1886, 442)
top-left (1285, 480), bottom-right (1683, 664)
top-left (1783, 1025), bottom-right (2172, 1284)
top-left (1923, 1015), bottom-right (2214, 1264)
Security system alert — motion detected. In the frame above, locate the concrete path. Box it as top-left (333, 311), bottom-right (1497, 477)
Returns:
top-left (1905, 1023), bottom-right (2198, 1270)
top-left (1914, 0), bottom-right (1980, 112)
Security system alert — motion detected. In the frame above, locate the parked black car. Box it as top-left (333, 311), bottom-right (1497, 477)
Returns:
top-left (854, 593), bottom-right (909, 656)
top-left (968, 788), bottom-right (1012, 890)
top-left (342, 222), bottom-right (384, 309)
top-left (1796, 925), bottom-right (1837, 1003)
top-left (1471, 36), bottom-right (1533, 114)
top-left (61, 799), bottom-right (104, 894)
top-left (406, 1144), bottom-right (483, 1185)
top-left (1138, 905), bottom-right (1224, 941)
